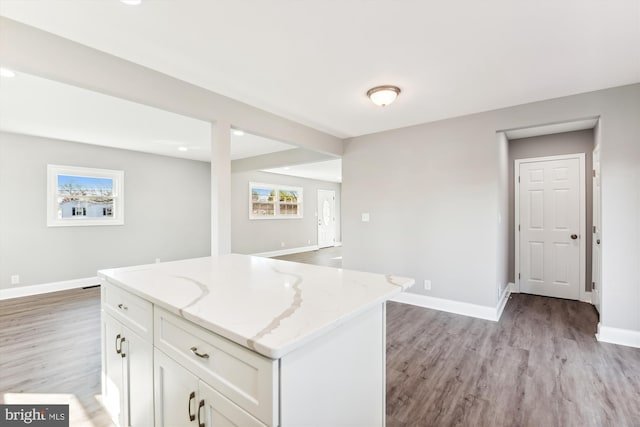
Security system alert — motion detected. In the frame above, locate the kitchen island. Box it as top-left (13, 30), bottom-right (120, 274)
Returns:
top-left (98, 254), bottom-right (414, 427)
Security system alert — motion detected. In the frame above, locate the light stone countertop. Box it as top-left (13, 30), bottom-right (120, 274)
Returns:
top-left (98, 254), bottom-right (414, 359)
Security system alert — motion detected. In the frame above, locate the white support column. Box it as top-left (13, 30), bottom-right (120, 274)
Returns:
top-left (211, 121), bottom-right (232, 255)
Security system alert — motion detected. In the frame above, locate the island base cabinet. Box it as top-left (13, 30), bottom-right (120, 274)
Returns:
top-left (279, 303), bottom-right (386, 427)
top-left (154, 349), bottom-right (266, 427)
top-left (102, 314), bottom-right (154, 427)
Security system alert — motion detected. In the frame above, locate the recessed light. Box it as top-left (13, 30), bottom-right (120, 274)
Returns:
top-left (120, 0), bottom-right (142, 5)
top-left (367, 85), bottom-right (401, 107)
top-left (178, 146), bottom-right (188, 152)
top-left (0, 68), bottom-right (16, 78)
top-left (233, 130), bottom-right (245, 136)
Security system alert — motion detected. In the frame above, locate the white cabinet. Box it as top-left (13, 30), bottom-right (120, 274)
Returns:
top-left (154, 350), bottom-right (264, 427)
top-left (101, 287), bottom-right (154, 427)
top-left (101, 280), bottom-right (388, 427)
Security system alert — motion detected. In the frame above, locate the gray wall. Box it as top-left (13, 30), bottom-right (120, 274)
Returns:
top-left (231, 170), bottom-right (341, 254)
top-left (0, 132), bottom-right (211, 288)
top-left (508, 130), bottom-right (595, 289)
top-left (343, 83), bottom-right (640, 336)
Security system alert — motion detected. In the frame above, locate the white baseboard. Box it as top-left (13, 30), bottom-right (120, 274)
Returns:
top-left (0, 276), bottom-right (101, 300)
top-left (251, 245), bottom-right (319, 258)
top-left (391, 286), bottom-right (512, 322)
top-left (496, 283), bottom-right (514, 320)
top-left (581, 291), bottom-right (592, 304)
top-left (334, 241), bottom-right (343, 247)
top-left (596, 323), bottom-right (640, 348)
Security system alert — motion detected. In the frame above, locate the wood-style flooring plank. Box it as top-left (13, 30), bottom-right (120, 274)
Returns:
top-left (0, 287), bottom-right (113, 427)
top-left (386, 294), bottom-right (640, 427)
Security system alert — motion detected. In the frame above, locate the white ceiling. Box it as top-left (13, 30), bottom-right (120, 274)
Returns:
top-left (1, 0), bottom-right (638, 138)
top-left (0, 72), bottom-right (295, 162)
top-left (263, 159), bottom-right (342, 183)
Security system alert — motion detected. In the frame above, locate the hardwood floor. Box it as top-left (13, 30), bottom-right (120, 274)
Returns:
top-left (0, 287), bottom-right (113, 427)
top-left (2, 272), bottom-right (639, 427)
top-left (272, 246), bottom-right (343, 268)
top-left (386, 294), bottom-right (640, 427)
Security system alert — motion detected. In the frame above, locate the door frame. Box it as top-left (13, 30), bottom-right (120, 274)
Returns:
top-left (317, 189), bottom-right (336, 248)
top-left (514, 153), bottom-right (586, 301)
top-left (591, 145), bottom-right (601, 313)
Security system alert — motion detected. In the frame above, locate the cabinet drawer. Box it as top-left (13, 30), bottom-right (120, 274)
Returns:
top-left (103, 283), bottom-right (153, 340)
top-left (154, 307), bottom-right (277, 426)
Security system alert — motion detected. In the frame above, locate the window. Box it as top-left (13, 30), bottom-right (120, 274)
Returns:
top-left (47, 165), bottom-right (124, 227)
top-left (72, 207), bottom-right (87, 216)
top-left (249, 182), bottom-right (303, 219)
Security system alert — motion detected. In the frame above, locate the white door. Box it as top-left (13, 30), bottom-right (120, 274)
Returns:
top-left (154, 349), bottom-right (199, 427)
top-left (592, 147), bottom-right (601, 313)
top-left (517, 155), bottom-right (584, 300)
top-left (317, 190), bottom-right (336, 248)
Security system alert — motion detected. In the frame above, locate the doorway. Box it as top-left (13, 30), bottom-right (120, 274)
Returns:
top-left (515, 154), bottom-right (586, 300)
top-left (317, 189), bottom-right (336, 248)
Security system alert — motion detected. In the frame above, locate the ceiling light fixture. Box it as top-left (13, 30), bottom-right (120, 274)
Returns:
top-left (120, 0), bottom-right (142, 5)
top-left (178, 146), bottom-right (188, 152)
top-left (233, 129), bottom-right (245, 136)
top-left (0, 68), bottom-right (16, 78)
top-left (367, 85), bottom-right (401, 107)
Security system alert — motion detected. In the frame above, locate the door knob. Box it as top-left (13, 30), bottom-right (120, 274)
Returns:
top-left (570, 234), bottom-right (578, 240)
top-left (597, 239), bottom-right (601, 244)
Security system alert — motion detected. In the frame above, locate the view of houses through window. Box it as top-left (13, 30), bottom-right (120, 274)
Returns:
top-left (58, 175), bottom-right (114, 219)
top-left (250, 182), bottom-right (303, 219)
top-left (47, 164), bottom-right (125, 227)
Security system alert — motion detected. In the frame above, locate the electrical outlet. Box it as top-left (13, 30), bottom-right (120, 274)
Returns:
top-left (11, 274), bottom-right (19, 285)
top-left (281, 242), bottom-right (285, 248)
top-left (424, 279), bottom-right (431, 290)
top-left (155, 258), bottom-right (161, 264)
top-left (308, 240), bottom-right (311, 245)
top-left (361, 213), bottom-right (370, 222)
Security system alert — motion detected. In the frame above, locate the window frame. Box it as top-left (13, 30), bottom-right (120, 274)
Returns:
top-left (47, 164), bottom-right (125, 227)
top-left (249, 182), bottom-right (303, 220)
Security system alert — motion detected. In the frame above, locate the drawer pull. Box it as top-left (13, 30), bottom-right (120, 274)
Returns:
top-left (197, 399), bottom-right (205, 427)
top-left (115, 334), bottom-right (122, 354)
top-left (117, 303), bottom-right (128, 310)
top-left (190, 347), bottom-right (210, 359)
top-left (188, 391), bottom-right (196, 421)
top-left (120, 336), bottom-right (126, 358)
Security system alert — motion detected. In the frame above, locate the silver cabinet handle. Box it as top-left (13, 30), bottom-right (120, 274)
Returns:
top-left (190, 347), bottom-right (210, 359)
top-left (115, 334), bottom-right (122, 354)
top-left (117, 303), bottom-right (128, 310)
top-left (188, 391), bottom-right (196, 422)
top-left (198, 399), bottom-right (205, 427)
top-left (119, 336), bottom-right (126, 358)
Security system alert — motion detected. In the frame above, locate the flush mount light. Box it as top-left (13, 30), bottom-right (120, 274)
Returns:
top-left (120, 0), bottom-right (141, 5)
top-left (367, 85), bottom-right (401, 107)
top-left (232, 129), bottom-right (245, 136)
top-left (0, 68), bottom-right (16, 78)
top-left (178, 146), bottom-right (188, 152)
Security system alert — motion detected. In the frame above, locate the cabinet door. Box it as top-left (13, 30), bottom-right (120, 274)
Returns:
top-left (103, 315), bottom-right (124, 427)
top-left (122, 326), bottom-right (153, 427)
top-left (199, 380), bottom-right (265, 427)
top-left (155, 349), bottom-right (199, 427)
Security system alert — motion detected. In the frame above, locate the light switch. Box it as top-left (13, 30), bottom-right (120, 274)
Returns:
top-left (361, 213), bottom-right (370, 222)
